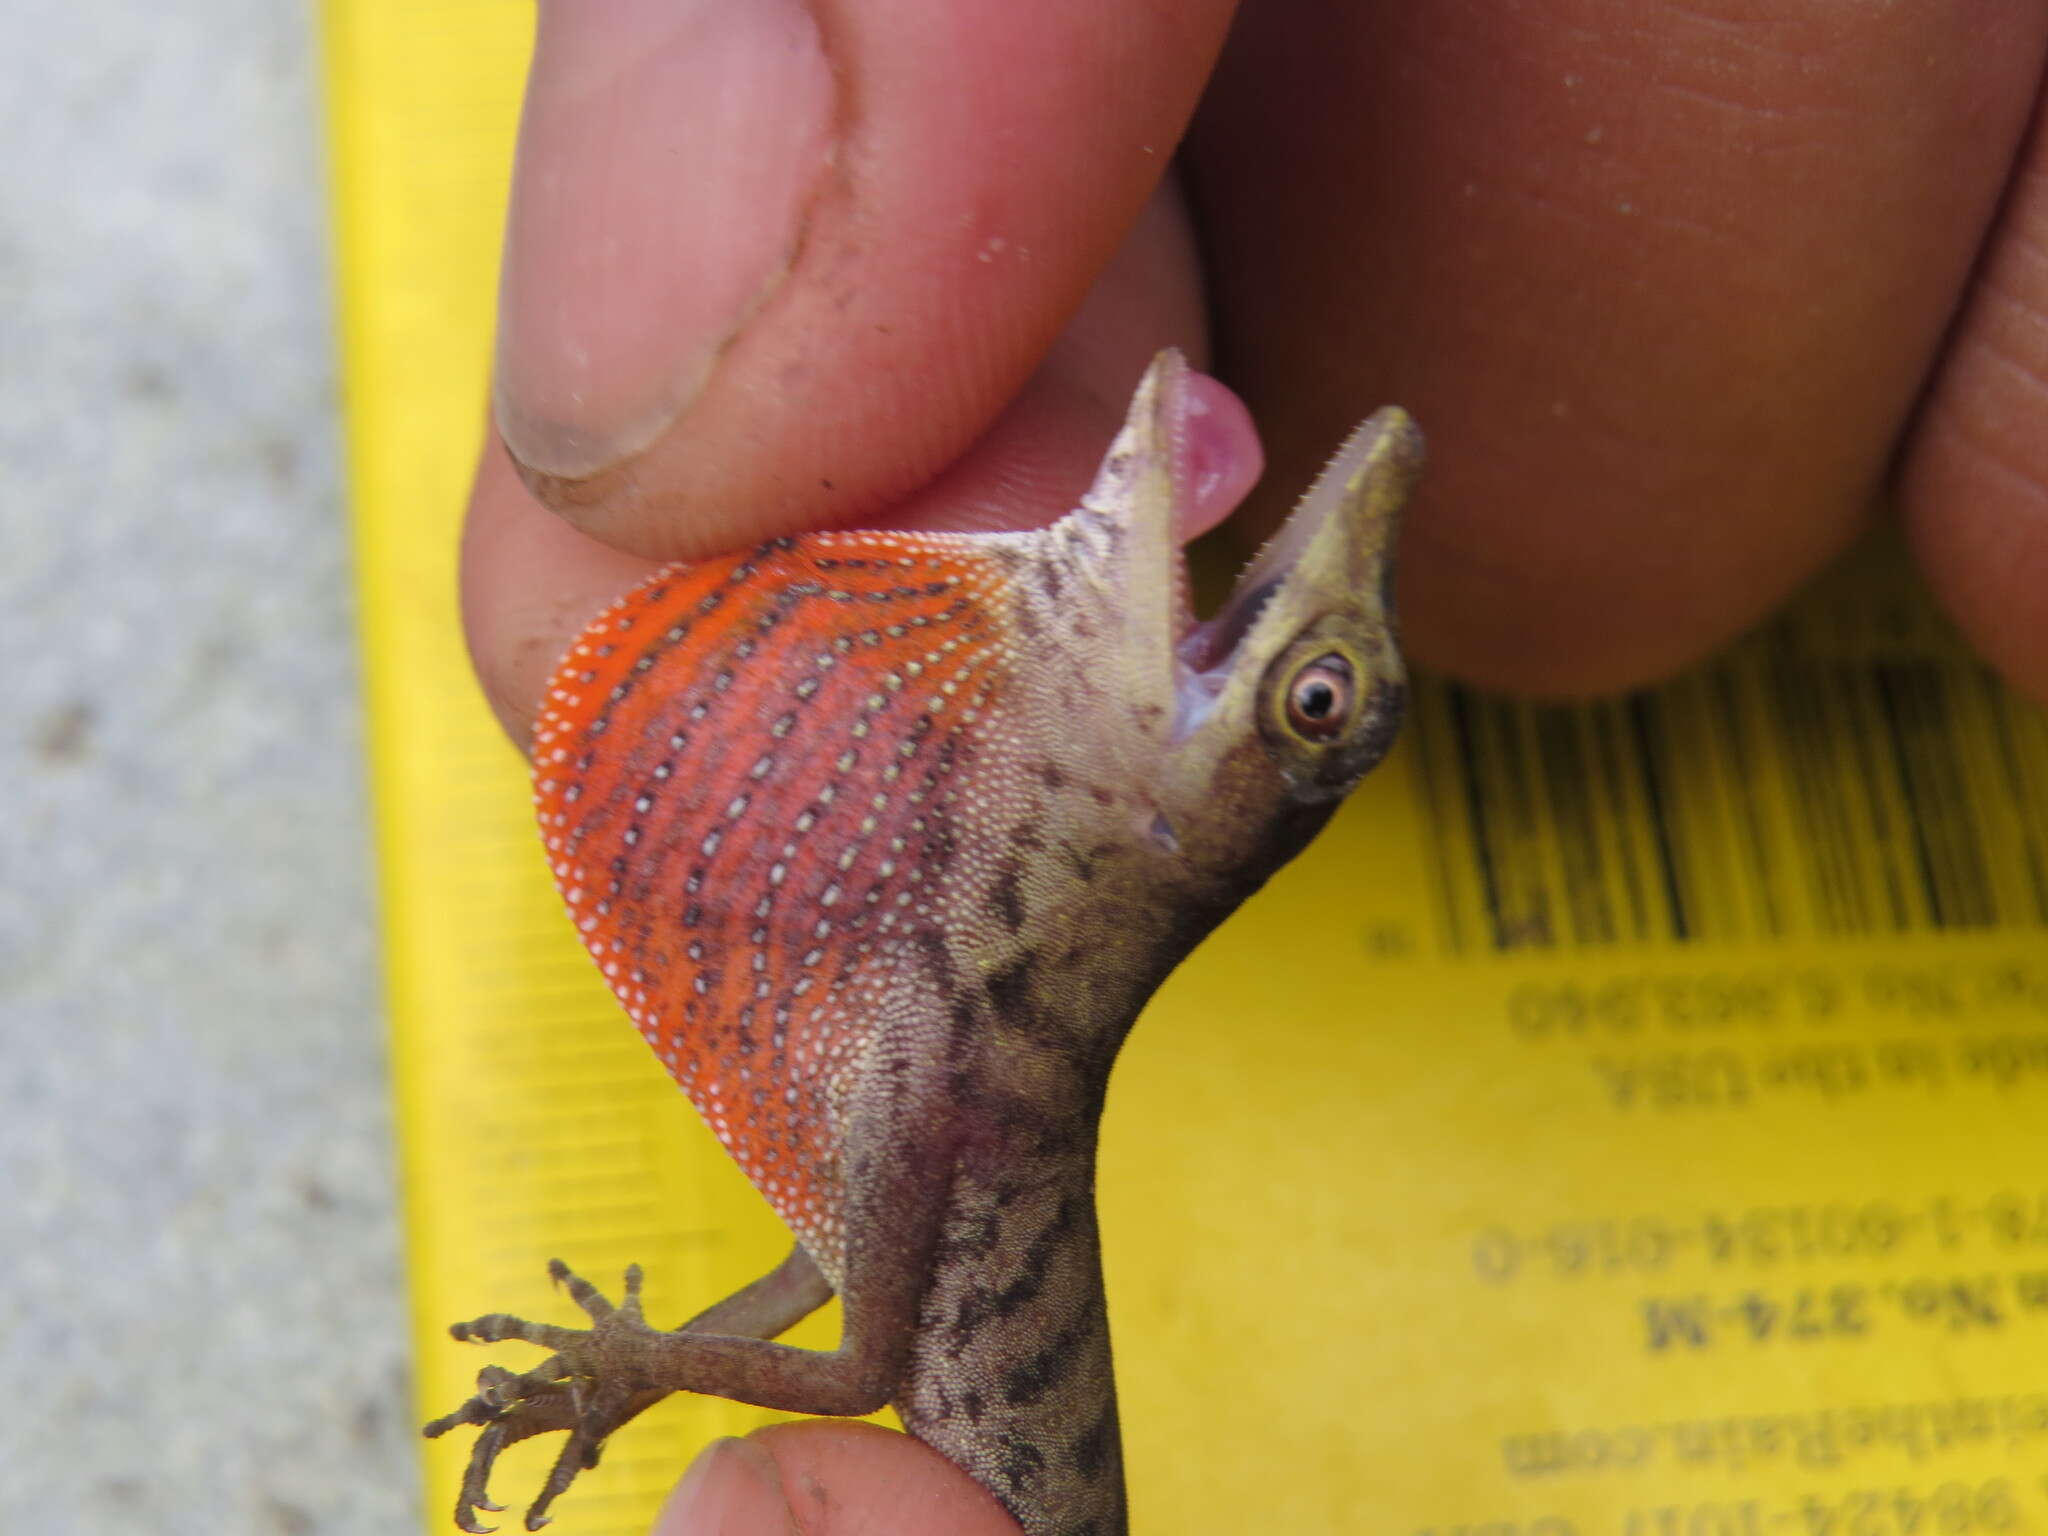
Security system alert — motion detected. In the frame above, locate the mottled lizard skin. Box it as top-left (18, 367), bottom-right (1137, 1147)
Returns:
top-left (426, 352), bottom-right (1421, 1535)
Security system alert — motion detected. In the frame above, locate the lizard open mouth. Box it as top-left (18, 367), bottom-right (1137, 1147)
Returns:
top-left (1089, 351), bottom-right (1407, 746)
top-left (1168, 402), bottom-right (1360, 739)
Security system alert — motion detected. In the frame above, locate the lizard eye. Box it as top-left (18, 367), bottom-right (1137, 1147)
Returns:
top-left (1282, 653), bottom-right (1356, 742)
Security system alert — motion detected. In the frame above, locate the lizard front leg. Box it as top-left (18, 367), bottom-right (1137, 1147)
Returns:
top-left (424, 1246), bottom-right (829, 1531)
top-left (427, 1126), bottom-right (958, 1532)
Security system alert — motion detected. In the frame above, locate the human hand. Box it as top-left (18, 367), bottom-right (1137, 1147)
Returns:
top-left (463, 3), bottom-right (2048, 745)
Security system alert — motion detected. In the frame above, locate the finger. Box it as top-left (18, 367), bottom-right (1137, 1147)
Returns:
top-left (652, 1423), bottom-right (1021, 1536)
top-left (495, 0), bottom-right (1238, 559)
top-left (1898, 91), bottom-right (2048, 707)
top-left (651, 1435), bottom-right (791, 1535)
top-left (464, 185), bottom-right (1252, 746)
top-left (1188, 1), bottom-right (2048, 695)
top-left (460, 433), bottom-right (653, 745)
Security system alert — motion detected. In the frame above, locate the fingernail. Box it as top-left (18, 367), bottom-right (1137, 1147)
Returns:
top-left (1175, 372), bottom-right (1264, 542)
top-left (495, 0), bottom-right (836, 480)
top-left (655, 1436), bottom-right (799, 1535)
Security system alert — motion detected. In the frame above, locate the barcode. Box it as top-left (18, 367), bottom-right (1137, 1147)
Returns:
top-left (1411, 557), bottom-right (2048, 954)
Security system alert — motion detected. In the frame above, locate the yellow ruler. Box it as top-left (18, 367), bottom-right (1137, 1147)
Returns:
top-left (326, 4), bottom-right (2048, 1533)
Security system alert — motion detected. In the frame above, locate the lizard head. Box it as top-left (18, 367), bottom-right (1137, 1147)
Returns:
top-left (1030, 350), bottom-right (1421, 899)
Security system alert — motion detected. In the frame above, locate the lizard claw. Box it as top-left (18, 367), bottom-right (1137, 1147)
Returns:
top-left (424, 1263), bottom-right (671, 1533)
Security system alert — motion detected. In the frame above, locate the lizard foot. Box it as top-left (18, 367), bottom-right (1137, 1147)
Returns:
top-left (424, 1260), bottom-right (669, 1533)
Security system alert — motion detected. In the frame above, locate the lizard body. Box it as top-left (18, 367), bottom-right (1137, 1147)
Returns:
top-left (427, 351), bottom-right (1420, 1534)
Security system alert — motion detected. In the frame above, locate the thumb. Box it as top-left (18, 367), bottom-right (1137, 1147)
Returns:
top-left (492, 0), bottom-right (1238, 559)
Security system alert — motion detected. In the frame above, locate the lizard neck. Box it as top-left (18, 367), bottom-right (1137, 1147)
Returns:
top-left (897, 1128), bottom-right (1124, 1536)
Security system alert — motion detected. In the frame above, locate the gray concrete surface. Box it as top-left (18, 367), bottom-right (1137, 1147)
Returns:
top-left (0, 4), bottom-right (414, 1532)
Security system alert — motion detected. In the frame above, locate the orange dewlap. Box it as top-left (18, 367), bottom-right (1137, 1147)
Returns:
top-left (531, 533), bottom-right (1012, 1264)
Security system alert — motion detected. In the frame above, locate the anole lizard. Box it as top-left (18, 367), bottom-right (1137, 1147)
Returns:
top-left (426, 350), bottom-right (1420, 1535)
